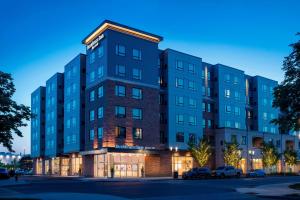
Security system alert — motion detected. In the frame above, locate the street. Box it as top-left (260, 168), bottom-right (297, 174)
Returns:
top-left (1, 176), bottom-right (300, 200)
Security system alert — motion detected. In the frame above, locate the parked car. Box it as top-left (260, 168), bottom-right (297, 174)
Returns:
top-left (213, 166), bottom-right (242, 178)
top-left (0, 168), bottom-right (10, 179)
top-left (182, 167), bottom-right (211, 179)
top-left (246, 169), bottom-right (266, 178)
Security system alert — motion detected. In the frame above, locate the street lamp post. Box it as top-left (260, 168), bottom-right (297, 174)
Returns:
top-left (248, 150), bottom-right (255, 171)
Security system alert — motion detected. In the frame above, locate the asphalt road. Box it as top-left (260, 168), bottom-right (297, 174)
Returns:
top-left (1, 176), bottom-right (300, 200)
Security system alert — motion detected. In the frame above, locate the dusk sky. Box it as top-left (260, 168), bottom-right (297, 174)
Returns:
top-left (0, 0), bottom-right (299, 154)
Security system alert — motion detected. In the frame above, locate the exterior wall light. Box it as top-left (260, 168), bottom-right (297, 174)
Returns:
top-left (170, 147), bottom-right (173, 151)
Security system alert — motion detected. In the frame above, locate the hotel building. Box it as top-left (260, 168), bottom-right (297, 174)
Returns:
top-left (31, 20), bottom-right (300, 177)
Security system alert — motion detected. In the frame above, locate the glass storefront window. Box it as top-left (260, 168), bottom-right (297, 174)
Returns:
top-left (172, 156), bottom-right (193, 175)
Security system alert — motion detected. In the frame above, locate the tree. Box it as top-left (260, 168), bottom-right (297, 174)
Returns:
top-left (223, 142), bottom-right (242, 168)
top-left (283, 149), bottom-right (297, 172)
top-left (261, 142), bottom-right (280, 172)
top-left (188, 138), bottom-right (211, 167)
top-left (272, 33), bottom-right (300, 133)
top-left (0, 71), bottom-right (31, 152)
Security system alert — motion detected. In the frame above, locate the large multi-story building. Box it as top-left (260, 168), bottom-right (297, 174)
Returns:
top-left (31, 20), bottom-right (300, 177)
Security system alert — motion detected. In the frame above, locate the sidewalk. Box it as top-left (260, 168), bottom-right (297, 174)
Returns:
top-left (0, 178), bottom-right (28, 187)
top-left (237, 182), bottom-right (300, 197)
top-left (79, 176), bottom-right (173, 182)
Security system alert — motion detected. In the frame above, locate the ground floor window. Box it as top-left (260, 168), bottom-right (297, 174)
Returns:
top-left (172, 155), bottom-right (193, 175)
top-left (61, 158), bottom-right (69, 176)
top-left (51, 158), bottom-right (60, 175)
top-left (36, 159), bottom-right (43, 174)
top-left (71, 156), bottom-right (82, 175)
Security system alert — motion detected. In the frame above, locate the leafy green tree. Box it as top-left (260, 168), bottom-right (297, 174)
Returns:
top-left (272, 33), bottom-right (300, 133)
top-left (261, 142), bottom-right (280, 172)
top-left (0, 71), bottom-right (31, 152)
top-left (223, 142), bottom-right (242, 168)
top-left (283, 149), bottom-right (297, 171)
top-left (188, 138), bottom-right (211, 167)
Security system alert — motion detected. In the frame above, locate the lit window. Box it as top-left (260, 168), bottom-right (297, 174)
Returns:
top-left (132, 108), bottom-right (142, 120)
top-left (176, 60), bottom-right (183, 70)
top-left (176, 114), bottom-right (184, 124)
top-left (263, 112), bottom-right (268, 120)
top-left (133, 128), bottom-right (142, 139)
top-left (207, 71), bottom-right (211, 80)
top-left (89, 110), bottom-right (95, 121)
top-left (202, 86), bottom-right (206, 96)
top-left (234, 91), bottom-right (240, 100)
top-left (208, 120), bottom-right (212, 128)
top-left (115, 106), bottom-right (126, 118)
top-left (133, 49), bottom-right (142, 60)
top-left (90, 71), bottom-right (95, 82)
top-left (176, 78), bottom-right (184, 88)
top-left (202, 102), bottom-right (206, 111)
top-left (116, 44), bottom-right (125, 56)
top-left (188, 63), bottom-right (195, 73)
top-left (234, 107), bottom-right (240, 115)
top-left (116, 64), bottom-right (125, 77)
top-left (90, 90), bottom-right (95, 101)
top-left (72, 83), bottom-right (76, 93)
top-left (225, 121), bottom-right (231, 128)
top-left (225, 74), bottom-right (230, 82)
top-left (225, 89), bottom-right (230, 98)
top-left (207, 103), bottom-right (211, 112)
top-left (207, 87), bottom-right (211, 97)
top-left (115, 126), bottom-right (126, 138)
top-left (176, 96), bottom-right (184, 106)
top-left (132, 68), bottom-right (142, 80)
top-left (98, 107), bottom-right (103, 118)
top-left (263, 126), bottom-right (268, 132)
top-left (226, 105), bottom-right (231, 113)
top-left (176, 132), bottom-right (184, 143)
top-left (115, 85), bottom-right (126, 97)
top-left (201, 70), bottom-right (205, 79)
top-left (233, 77), bottom-right (239, 84)
top-left (132, 88), bottom-right (142, 99)
top-left (98, 86), bottom-right (103, 98)
top-left (66, 119), bottom-right (71, 129)
top-left (234, 122), bottom-right (240, 129)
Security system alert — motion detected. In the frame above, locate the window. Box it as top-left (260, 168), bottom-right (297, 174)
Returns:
top-left (202, 70), bottom-right (205, 79)
top-left (132, 88), bottom-right (142, 99)
top-left (132, 68), bottom-right (142, 80)
top-left (98, 127), bottom-right (103, 138)
top-left (263, 112), bottom-right (268, 120)
top-left (72, 100), bottom-right (76, 110)
top-left (89, 110), bottom-right (95, 121)
top-left (188, 81), bottom-right (196, 90)
top-left (231, 135), bottom-right (237, 143)
top-left (189, 98), bottom-right (196, 108)
top-left (116, 44), bottom-right (125, 56)
top-left (233, 76), bottom-right (239, 84)
top-left (133, 128), bottom-right (142, 139)
top-left (132, 108), bottom-right (142, 120)
top-left (276, 140), bottom-right (280, 147)
top-left (66, 119), bottom-right (71, 129)
top-left (115, 126), bottom-right (126, 138)
top-left (188, 63), bottom-right (195, 73)
top-left (89, 129), bottom-right (94, 140)
top-left (90, 90), bottom-right (95, 101)
top-left (115, 106), bottom-right (126, 118)
top-left (176, 132), bottom-right (184, 143)
top-left (262, 85), bottom-right (268, 92)
top-left (98, 65), bottom-right (104, 78)
top-left (208, 120), bottom-right (212, 128)
top-left (98, 86), bottom-right (103, 98)
top-left (225, 89), bottom-right (230, 98)
top-left (90, 71), bottom-right (95, 82)
top-left (207, 103), bottom-right (211, 112)
top-left (66, 136), bottom-right (70, 144)
top-left (72, 83), bottom-right (76, 93)
top-left (202, 86), bottom-right (206, 96)
top-left (234, 107), bottom-right (240, 115)
top-left (176, 96), bottom-right (184, 106)
top-left (176, 60), bottom-right (183, 70)
top-left (263, 98), bottom-right (267, 106)
top-left (225, 74), bottom-right (230, 82)
top-left (115, 85), bottom-right (126, 96)
top-left (98, 107), bottom-right (103, 118)
top-left (270, 127), bottom-right (276, 134)
top-left (116, 64), bottom-right (125, 76)
top-left (202, 119), bottom-right (206, 128)
top-left (207, 71), bottom-right (211, 81)
top-left (72, 117), bottom-right (76, 128)
top-left (89, 52), bottom-right (95, 64)
top-left (234, 91), bottom-right (240, 100)
top-left (270, 113), bottom-right (275, 120)
top-left (176, 114), bottom-right (184, 125)
top-left (226, 105), bottom-right (231, 113)
top-left (242, 136), bottom-right (247, 145)
top-left (176, 78), bottom-right (184, 88)
top-left (98, 45), bottom-right (104, 58)
top-left (189, 133), bottom-right (196, 144)
top-left (133, 49), bottom-right (141, 60)
top-left (225, 121), bottom-right (231, 128)
top-left (66, 103), bottom-right (71, 112)
top-left (207, 87), bottom-right (211, 97)
top-left (234, 122), bottom-right (240, 129)
top-left (188, 116), bottom-right (196, 126)
top-left (202, 102), bottom-right (206, 111)
top-left (66, 86), bottom-right (71, 96)
top-left (263, 126), bottom-right (268, 132)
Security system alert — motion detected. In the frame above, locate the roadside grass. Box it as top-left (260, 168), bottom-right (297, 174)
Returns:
top-left (289, 183), bottom-right (300, 190)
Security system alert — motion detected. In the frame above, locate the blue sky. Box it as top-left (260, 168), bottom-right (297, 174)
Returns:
top-left (0, 0), bottom-right (299, 153)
